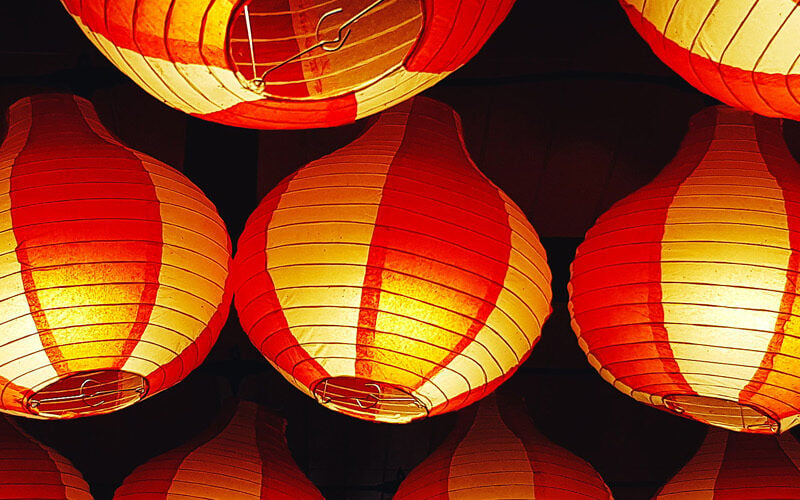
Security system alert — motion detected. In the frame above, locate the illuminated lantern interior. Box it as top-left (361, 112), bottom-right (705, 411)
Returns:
top-left (58, 0), bottom-right (516, 129)
top-left (114, 400), bottom-right (323, 499)
top-left (233, 97), bottom-right (552, 423)
top-left (656, 428), bottom-right (800, 499)
top-left (619, 0), bottom-right (800, 120)
top-left (394, 394), bottom-right (613, 499)
top-left (569, 105), bottom-right (800, 433)
top-left (0, 94), bottom-right (231, 419)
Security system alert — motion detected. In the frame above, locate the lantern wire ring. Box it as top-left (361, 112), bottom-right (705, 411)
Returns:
top-left (28, 378), bottom-right (146, 409)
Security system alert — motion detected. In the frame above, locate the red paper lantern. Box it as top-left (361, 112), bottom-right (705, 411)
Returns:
top-left (0, 416), bottom-right (93, 499)
top-left (619, 0), bottom-right (800, 120)
top-left (0, 94), bottom-right (231, 419)
top-left (394, 394), bottom-right (613, 499)
top-left (114, 400), bottom-right (323, 499)
top-left (569, 105), bottom-right (800, 433)
top-left (59, 0), bottom-right (515, 129)
top-left (233, 97), bottom-right (552, 423)
top-left (656, 428), bottom-right (800, 498)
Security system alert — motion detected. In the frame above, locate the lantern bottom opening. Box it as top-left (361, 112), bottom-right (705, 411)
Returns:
top-left (312, 376), bottom-right (428, 423)
top-left (27, 370), bottom-right (148, 419)
top-left (664, 394), bottom-right (778, 433)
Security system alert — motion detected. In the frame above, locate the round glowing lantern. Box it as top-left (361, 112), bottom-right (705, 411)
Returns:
top-left (619, 0), bottom-right (800, 120)
top-left (569, 105), bottom-right (800, 434)
top-left (0, 416), bottom-right (93, 499)
top-left (114, 400), bottom-right (323, 499)
top-left (0, 93), bottom-right (231, 419)
top-left (393, 394), bottom-right (613, 499)
top-left (655, 428), bottom-right (800, 498)
top-left (233, 97), bottom-right (552, 423)
top-left (59, 0), bottom-right (515, 129)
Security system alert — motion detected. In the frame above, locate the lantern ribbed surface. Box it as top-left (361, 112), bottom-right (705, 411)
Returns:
top-left (393, 394), bottom-right (613, 499)
top-left (656, 428), bottom-right (800, 499)
top-left (619, 0), bottom-right (800, 120)
top-left (58, 0), bottom-right (515, 129)
top-left (0, 416), bottom-right (93, 499)
top-left (114, 400), bottom-right (324, 499)
top-left (0, 94), bottom-right (231, 419)
top-left (233, 97), bottom-right (552, 423)
top-left (569, 105), bottom-right (800, 434)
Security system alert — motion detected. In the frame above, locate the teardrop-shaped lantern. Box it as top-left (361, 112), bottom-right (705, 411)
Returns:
top-left (393, 394), bottom-right (613, 499)
top-left (656, 428), bottom-right (800, 498)
top-left (59, 0), bottom-right (515, 129)
top-left (0, 416), bottom-right (93, 499)
top-left (114, 400), bottom-right (323, 499)
top-left (233, 97), bottom-right (552, 423)
top-left (569, 105), bottom-right (800, 434)
top-left (0, 94), bottom-right (231, 419)
top-left (619, 0), bottom-right (800, 120)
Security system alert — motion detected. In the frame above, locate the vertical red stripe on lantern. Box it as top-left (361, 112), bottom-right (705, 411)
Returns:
top-left (9, 95), bottom-right (162, 375)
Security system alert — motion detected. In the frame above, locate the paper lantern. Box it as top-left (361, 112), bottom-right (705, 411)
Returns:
top-left (0, 416), bottom-right (93, 499)
top-left (619, 0), bottom-right (800, 120)
top-left (59, 0), bottom-right (515, 129)
top-left (569, 105), bottom-right (800, 434)
top-left (114, 399), bottom-right (323, 499)
top-left (233, 97), bottom-right (552, 423)
top-left (0, 93), bottom-right (231, 419)
top-left (655, 428), bottom-right (800, 498)
top-left (393, 394), bottom-right (613, 499)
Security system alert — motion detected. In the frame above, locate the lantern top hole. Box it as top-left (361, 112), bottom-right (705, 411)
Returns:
top-left (313, 376), bottom-right (429, 422)
top-left (27, 369), bottom-right (147, 419)
top-left (229, 0), bottom-right (424, 99)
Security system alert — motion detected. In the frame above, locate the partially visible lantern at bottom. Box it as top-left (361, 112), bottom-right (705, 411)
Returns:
top-left (233, 97), bottom-right (552, 423)
top-left (0, 94), bottom-right (232, 419)
top-left (569, 106), bottom-right (800, 433)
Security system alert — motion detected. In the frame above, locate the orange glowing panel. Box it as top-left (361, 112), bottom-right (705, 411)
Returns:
top-left (58, 0), bottom-right (515, 129)
top-left (232, 97), bottom-right (552, 423)
top-left (114, 400), bottom-right (323, 499)
top-left (656, 428), bottom-right (800, 498)
top-left (393, 394), bottom-right (613, 499)
top-left (0, 416), bottom-right (93, 499)
top-left (569, 105), bottom-right (800, 434)
top-left (0, 94), bottom-right (231, 419)
top-left (619, 0), bottom-right (800, 120)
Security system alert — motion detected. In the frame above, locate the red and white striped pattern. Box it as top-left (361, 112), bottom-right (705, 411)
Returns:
top-left (656, 428), bottom-right (800, 498)
top-left (58, 0), bottom-right (515, 129)
top-left (619, 0), bottom-right (800, 120)
top-left (0, 94), bottom-right (231, 419)
top-left (393, 394), bottom-right (614, 499)
top-left (233, 97), bottom-right (552, 423)
top-left (569, 106), bottom-right (800, 434)
top-left (114, 400), bottom-right (324, 499)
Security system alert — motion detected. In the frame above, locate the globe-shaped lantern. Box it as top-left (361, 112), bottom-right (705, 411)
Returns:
top-left (233, 97), bottom-right (552, 423)
top-left (114, 400), bottom-right (323, 499)
top-left (0, 94), bottom-right (231, 419)
top-left (569, 105), bottom-right (800, 433)
top-left (619, 0), bottom-right (800, 120)
top-left (59, 0), bottom-right (515, 129)
top-left (394, 394), bottom-right (613, 499)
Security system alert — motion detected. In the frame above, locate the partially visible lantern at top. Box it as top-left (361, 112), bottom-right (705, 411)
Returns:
top-left (233, 97), bottom-right (552, 423)
top-left (619, 0), bottom-right (800, 120)
top-left (59, 0), bottom-right (516, 129)
top-left (569, 105), bottom-right (800, 434)
top-left (0, 94), bottom-right (231, 419)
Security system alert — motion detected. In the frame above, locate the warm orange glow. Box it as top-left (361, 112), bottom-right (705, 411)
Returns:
top-left (619, 0), bottom-right (800, 120)
top-left (233, 97), bottom-right (552, 423)
top-left (394, 394), bottom-right (613, 499)
top-left (58, 0), bottom-right (515, 129)
top-left (114, 400), bottom-right (323, 499)
top-left (569, 106), bottom-right (800, 433)
top-left (0, 94), bottom-right (231, 419)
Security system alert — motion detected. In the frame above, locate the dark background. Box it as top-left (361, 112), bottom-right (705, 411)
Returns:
top-left (3, 2), bottom-right (800, 499)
